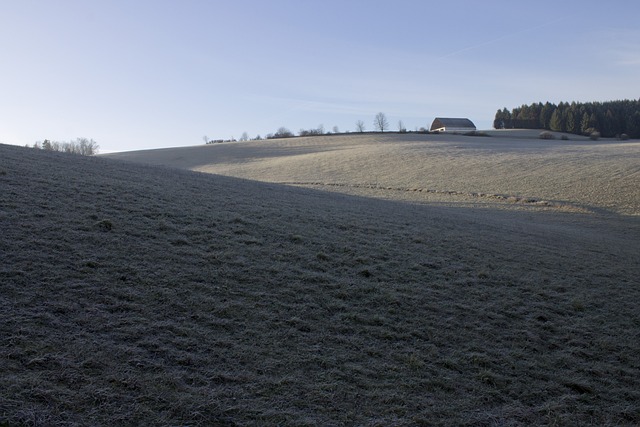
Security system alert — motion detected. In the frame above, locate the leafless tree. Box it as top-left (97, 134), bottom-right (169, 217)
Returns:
top-left (75, 137), bottom-right (99, 155)
top-left (374, 112), bottom-right (389, 132)
top-left (356, 120), bottom-right (365, 132)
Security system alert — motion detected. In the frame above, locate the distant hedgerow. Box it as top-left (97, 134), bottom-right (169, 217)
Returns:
top-left (33, 137), bottom-right (99, 155)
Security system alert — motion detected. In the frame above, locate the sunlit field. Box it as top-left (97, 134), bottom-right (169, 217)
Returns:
top-left (2, 133), bottom-right (639, 425)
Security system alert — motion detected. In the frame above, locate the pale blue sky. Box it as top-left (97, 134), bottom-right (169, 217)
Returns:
top-left (1, 0), bottom-right (639, 152)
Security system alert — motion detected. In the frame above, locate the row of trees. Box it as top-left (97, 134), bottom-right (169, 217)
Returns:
top-left (494, 99), bottom-right (640, 138)
top-left (205, 113), bottom-right (417, 143)
top-left (265, 113), bottom-right (408, 139)
top-left (32, 138), bottom-right (99, 155)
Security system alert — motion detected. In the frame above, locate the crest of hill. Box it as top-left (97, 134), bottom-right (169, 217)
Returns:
top-left (2, 143), bottom-right (640, 425)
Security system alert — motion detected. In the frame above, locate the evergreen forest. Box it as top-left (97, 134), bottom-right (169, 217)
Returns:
top-left (494, 99), bottom-right (640, 138)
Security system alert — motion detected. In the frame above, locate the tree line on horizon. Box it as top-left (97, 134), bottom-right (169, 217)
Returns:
top-left (205, 112), bottom-right (427, 144)
top-left (494, 99), bottom-right (640, 138)
top-left (31, 137), bottom-right (99, 155)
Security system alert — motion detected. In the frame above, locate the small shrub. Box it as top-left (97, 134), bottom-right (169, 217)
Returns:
top-left (539, 131), bottom-right (555, 140)
top-left (620, 133), bottom-right (629, 140)
top-left (589, 131), bottom-right (601, 141)
top-left (572, 299), bottom-right (585, 312)
top-left (561, 135), bottom-right (569, 141)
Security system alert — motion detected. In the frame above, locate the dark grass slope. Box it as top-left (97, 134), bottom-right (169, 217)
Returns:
top-left (1, 143), bottom-right (639, 426)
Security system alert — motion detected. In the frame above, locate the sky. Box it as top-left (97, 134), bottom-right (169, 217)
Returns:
top-left (1, 0), bottom-right (639, 153)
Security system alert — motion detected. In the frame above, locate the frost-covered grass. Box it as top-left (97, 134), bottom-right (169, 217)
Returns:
top-left (107, 131), bottom-right (640, 216)
top-left (2, 141), bottom-right (640, 425)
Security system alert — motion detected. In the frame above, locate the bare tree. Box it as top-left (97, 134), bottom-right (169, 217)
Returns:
top-left (332, 125), bottom-right (339, 134)
top-left (374, 112), bottom-right (389, 132)
top-left (203, 135), bottom-right (209, 144)
top-left (355, 120), bottom-right (365, 132)
top-left (398, 120), bottom-right (406, 133)
top-left (239, 132), bottom-right (249, 142)
top-left (75, 137), bottom-right (99, 155)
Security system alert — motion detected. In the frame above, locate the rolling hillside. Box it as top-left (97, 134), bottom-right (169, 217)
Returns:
top-left (105, 131), bottom-right (640, 216)
top-left (2, 140), bottom-right (639, 425)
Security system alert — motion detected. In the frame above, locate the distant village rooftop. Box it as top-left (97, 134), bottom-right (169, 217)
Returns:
top-left (430, 117), bottom-right (476, 133)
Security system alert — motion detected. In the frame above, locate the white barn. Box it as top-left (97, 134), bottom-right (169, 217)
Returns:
top-left (430, 117), bottom-right (476, 133)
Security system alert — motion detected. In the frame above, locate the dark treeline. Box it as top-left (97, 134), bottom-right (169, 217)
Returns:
top-left (494, 99), bottom-right (640, 138)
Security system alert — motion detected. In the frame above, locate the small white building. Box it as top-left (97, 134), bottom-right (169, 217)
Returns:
top-left (430, 117), bottom-right (476, 133)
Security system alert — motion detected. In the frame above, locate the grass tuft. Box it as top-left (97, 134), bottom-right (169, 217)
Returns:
top-left (477, 271), bottom-right (489, 279)
top-left (84, 260), bottom-right (99, 268)
top-left (316, 252), bottom-right (329, 261)
top-left (358, 268), bottom-right (372, 278)
top-left (94, 219), bottom-right (113, 231)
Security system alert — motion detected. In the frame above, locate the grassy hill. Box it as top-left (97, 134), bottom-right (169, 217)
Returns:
top-left (105, 131), bottom-right (640, 216)
top-left (2, 139), bottom-right (640, 425)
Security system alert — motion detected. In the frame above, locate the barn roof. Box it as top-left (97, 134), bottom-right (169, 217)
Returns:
top-left (430, 117), bottom-right (476, 131)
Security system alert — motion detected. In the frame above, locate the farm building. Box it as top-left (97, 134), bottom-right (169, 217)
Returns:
top-left (430, 117), bottom-right (476, 133)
